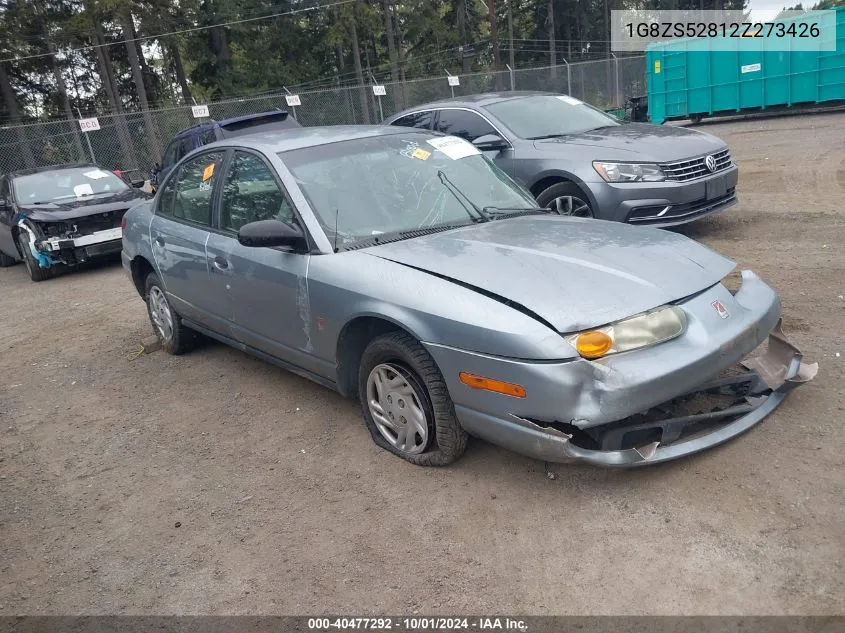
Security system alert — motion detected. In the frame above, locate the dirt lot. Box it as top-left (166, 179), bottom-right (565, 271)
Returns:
top-left (1, 112), bottom-right (843, 616)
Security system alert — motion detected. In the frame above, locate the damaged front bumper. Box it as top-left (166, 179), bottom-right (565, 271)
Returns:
top-left (426, 272), bottom-right (817, 468)
top-left (18, 221), bottom-right (123, 268)
top-left (452, 321), bottom-right (816, 467)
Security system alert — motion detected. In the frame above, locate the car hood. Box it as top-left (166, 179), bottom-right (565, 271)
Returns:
top-left (532, 123), bottom-right (727, 162)
top-left (365, 216), bottom-right (735, 333)
top-left (16, 188), bottom-right (150, 222)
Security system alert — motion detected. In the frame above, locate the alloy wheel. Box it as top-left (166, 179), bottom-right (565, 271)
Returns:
top-left (549, 195), bottom-right (593, 217)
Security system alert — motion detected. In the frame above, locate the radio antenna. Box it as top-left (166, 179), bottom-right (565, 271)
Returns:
top-left (333, 208), bottom-right (340, 253)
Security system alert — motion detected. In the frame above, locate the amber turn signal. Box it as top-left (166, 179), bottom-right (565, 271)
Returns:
top-left (575, 331), bottom-right (613, 359)
top-left (458, 372), bottom-right (526, 398)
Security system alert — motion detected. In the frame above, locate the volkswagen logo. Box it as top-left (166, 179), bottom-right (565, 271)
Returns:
top-left (705, 154), bottom-right (717, 172)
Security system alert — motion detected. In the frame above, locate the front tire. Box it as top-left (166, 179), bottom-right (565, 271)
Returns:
top-left (536, 182), bottom-right (594, 218)
top-left (358, 332), bottom-right (468, 466)
top-left (144, 273), bottom-right (196, 355)
top-left (17, 233), bottom-right (54, 282)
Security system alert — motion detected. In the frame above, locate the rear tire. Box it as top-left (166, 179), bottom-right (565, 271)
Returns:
top-left (358, 332), bottom-right (468, 466)
top-left (17, 233), bottom-right (54, 282)
top-left (144, 272), bottom-right (197, 355)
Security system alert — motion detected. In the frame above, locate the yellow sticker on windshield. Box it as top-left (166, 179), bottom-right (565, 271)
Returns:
top-left (202, 163), bottom-right (215, 181)
top-left (411, 148), bottom-right (431, 160)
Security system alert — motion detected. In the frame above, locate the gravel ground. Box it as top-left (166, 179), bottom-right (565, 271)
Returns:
top-left (1, 112), bottom-right (843, 616)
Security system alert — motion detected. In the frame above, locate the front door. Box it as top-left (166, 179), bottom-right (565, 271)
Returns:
top-left (150, 150), bottom-right (225, 328)
top-left (434, 108), bottom-right (514, 174)
top-left (210, 149), bottom-right (317, 372)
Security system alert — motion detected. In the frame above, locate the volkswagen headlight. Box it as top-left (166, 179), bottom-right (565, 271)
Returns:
top-left (565, 305), bottom-right (687, 360)
top-left (593, 161), bottom-right (665, 183)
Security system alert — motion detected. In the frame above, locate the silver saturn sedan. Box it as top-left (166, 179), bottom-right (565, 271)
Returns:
top-left (121, 126), bottom-right (816, 468)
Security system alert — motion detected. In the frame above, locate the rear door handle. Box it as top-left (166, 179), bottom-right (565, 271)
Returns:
top-left (213, 256), bottom-right (229, 270)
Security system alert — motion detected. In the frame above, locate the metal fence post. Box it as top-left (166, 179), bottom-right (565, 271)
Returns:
top-left (506, 64), bottom-right (515, 91)
top-left (611, 53), bottom-right (621, 107)
top-left (562, 58), bottom-right (571, 96)
top-left (283, 86), bottom-right (298, 120)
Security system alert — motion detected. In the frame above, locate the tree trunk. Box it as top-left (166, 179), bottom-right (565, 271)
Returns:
top-left (394, 3), bottom-right (408, 105)
top-left (507, 0), bottom-right (515, 72)
top-left (48, 46), bottom-right (87, 162)
top-left (548, 0), bottom-right (557, 79)
top-left (0, 62), bottom-right (35, 168)
top-left (457, 0), bottom-right (471, 73)
top-left (382, 0), bottom-right (402, 109)
top-left (129, 17), bottom-right (157, 107)
top-left (170, 40), bottom-right (192, 103)
top-left (350, 14), bottom-right (370, 124)
top-left (119, 9), bottom-right (160, 164)
top-left (93, 22), bottom-right (138, 171)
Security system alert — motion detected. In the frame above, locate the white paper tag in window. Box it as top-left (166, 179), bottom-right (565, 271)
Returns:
top-left (557, 96), bottom-right (583, 105)
top-left (74, 183), bottom-right (94, 197)
top-left (84, 169), bottom-right (109, 180)
top-left (426, 136), bottom-right (480, 160)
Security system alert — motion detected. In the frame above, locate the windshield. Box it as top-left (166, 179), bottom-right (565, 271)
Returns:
top-left (484, 95), bottom-right (620, 139)
top-left (282, 133), bottom-right (537, 247)
top-left (13, 167), bottom-right (128, 204)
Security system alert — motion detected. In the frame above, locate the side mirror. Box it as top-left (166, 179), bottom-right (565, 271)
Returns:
top-left (472, 134), bottom-right (509, 152)
top-left (238, 219), bottom-right (307, 251)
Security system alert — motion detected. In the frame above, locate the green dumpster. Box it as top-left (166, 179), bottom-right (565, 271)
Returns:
top-left (647, 6), bottom-right (845, 123)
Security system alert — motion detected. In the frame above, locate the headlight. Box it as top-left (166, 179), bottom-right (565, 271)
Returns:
top-left (593, 161), bottom-right (665, 183)
top-left (565, 305), bottom-right (687, 360)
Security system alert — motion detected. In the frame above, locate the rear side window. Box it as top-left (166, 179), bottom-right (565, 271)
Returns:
top-left (390, 111), bottom-right (433, 130)
top-left (434, 109), bottom-right (496, 142)
top-left (162, 137), bottom-right (194, 168)
top-left (158, 151), bottom-right (225, 226)
top-left (200, 128), bottom-right (217, 145)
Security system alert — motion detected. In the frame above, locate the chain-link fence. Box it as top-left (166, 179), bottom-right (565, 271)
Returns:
top-left (0, 56), bottom-right (645, 177)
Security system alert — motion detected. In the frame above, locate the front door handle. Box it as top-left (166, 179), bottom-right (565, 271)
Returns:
top-left (213, 256), bottom-right (229, 270)
top-left (154, 236), bottom-right (165, 246)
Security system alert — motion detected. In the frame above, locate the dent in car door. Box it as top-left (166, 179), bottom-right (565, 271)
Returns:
top-left (150, 150), bottom-right (225, 327)
top-left (211, 149), bottom-right (327, 376)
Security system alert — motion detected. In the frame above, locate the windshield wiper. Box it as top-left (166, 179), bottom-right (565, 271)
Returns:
top-left (481, 206), bottom-right (551, 219)
top-left (437, 170), bottom-right (489, 222)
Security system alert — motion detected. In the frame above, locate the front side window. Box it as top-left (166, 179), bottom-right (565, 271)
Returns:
top-left (282, 132), bottom-right (536, 248)
top-left (159, 151), bottom-right (224, 226)
top-left (391, 111), bottom-right (433, 130)
top-left (220, 151), bottom-right (294, 232)
top-left (200, 128), bottom-right (218, 145)
top-left (12, 167), bottom-right (128, 205)
top-left (434, 109), bottom-right (496, 142)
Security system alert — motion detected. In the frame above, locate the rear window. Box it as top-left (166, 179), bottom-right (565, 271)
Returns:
top-left (218, 112), bottom-right (301, 138)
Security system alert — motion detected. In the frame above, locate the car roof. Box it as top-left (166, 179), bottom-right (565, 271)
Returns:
top-left (172, 110), bottom-right (290, 140)
top-left (202, 125), bottom-right (429, 153)
top-left (387, 90), bottom-right (559, 119)
top-left (8, 163), bottom-right (101, 178)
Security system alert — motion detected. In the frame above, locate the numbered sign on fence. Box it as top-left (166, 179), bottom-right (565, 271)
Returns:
top-left (285, 94), bottom-right (301, 107)
top-left (191, 104), bottom-right (210, 118)
top-left (447, 75), bottom-right (460, 87)
top-left (372, 85), bottom-right (386, 96)
top-left (78, 117), bottom-right (101, 132)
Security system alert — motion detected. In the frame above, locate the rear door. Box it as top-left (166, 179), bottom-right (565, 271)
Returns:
top-left (205, 149), bottom-right (318, 372)
top-left (150, 150), bottom-right (226, 329)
